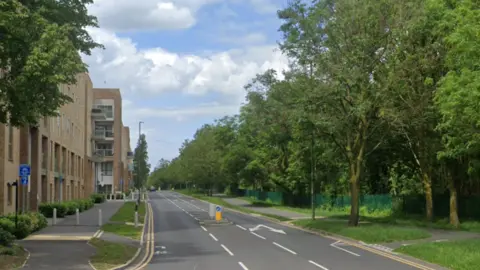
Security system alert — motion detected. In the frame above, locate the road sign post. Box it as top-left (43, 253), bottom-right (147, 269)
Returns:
top-left (19, 164), bottom-right (30, 212)
top-left (215, 205), bottom-right (223, 221)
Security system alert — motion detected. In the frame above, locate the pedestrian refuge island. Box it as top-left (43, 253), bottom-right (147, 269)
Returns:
top-left (199, 203), bottom-right (232, 226)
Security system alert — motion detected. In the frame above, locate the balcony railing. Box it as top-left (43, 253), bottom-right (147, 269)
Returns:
top-left (93, 129), bottom-right (114, 139)
top-left (94, 149), bottom-right (114, 157)
top-left (91, 107), bottom-right (106, 120)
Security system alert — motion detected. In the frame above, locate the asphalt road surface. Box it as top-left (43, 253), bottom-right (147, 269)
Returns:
top-left (145, 191), bottom-right (424, 270)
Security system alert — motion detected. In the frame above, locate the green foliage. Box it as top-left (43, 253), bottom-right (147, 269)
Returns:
top-left (149, 0), bottom-right (480, 226)
top-left (38, 198), bottom-right (95, 218)
top-left (0, 0), bottom-right (103, 126)
top-left (133, 134), bottom-right (150, 189)
top-left (91, 193), bottom-right (107, 204)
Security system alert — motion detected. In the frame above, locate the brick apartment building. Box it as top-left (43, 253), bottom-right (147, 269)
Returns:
top-left (0, 73), bottom-right (133, 214)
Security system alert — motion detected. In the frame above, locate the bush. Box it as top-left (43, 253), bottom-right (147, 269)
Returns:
top-left (39, 202), bottom-right (68, 218)
top-left (4, 214), bottom-right (33, 239)
top-left (91, 193), bottom-right (106, 204)
top-left (25, 212), bottom-right (48, 232)
top-left (0, 229), bottom-right (15, 247)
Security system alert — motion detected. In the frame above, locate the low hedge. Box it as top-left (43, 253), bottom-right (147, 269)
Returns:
top-left (39, 198), bottom-right (96, 218)
top-left (0, 212), bottom-right (48, 241)
top-left (91, 193), bottom-right (106, 204)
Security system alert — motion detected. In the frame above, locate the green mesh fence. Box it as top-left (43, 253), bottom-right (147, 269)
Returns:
top-left (239, 189), bottom-right (480, 219)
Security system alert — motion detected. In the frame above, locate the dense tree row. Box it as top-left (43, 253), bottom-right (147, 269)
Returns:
top-left (149, 0), bottom-right (480, 227)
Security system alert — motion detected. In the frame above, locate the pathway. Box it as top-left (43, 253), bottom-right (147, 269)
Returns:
top-left (21, 201), bottom-right (124, 270)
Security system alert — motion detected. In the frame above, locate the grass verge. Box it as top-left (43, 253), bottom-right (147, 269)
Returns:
top-left (89, 238), bottom-right (138, 270)
top-left (293, 219), bottom-right (431, 243)
top-left (396, 239), bottom-right (480, 270)
top-left (237, 196), bottom-right (480, 233)
top-left (102, 223), bottom-right (143, 240)
top-left (110, 201), bottom-right (146, 223)
top-left (176, 190), bottom-right (291, 222)
top-left (0, 245), bottom-right (28, 270)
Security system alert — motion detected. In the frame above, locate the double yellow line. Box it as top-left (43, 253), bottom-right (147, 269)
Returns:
top-left (131, 202), bottom-right (155, 270)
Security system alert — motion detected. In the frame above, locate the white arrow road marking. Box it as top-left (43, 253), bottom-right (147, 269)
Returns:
top-left (249, 224), bottom-right (286, 234)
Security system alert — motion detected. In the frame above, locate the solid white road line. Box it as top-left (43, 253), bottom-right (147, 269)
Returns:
top-left (236, 225), bottom-right (247, 231)
top-left (272, 242), bottom-right (297, 255)
top-left (250, 232), bottom-right (266, 240)
top-left (238, 261), bottom-right (249, 270)
top-left (97, 230), bottom-right (104, 238)
top-left (221, 244), bottom-right (234, 256)
top-left (308, 260), bottom-right (329, 270)
top-left (201, 226), bottom-right (207, 232)
top-left (330, 241), bottom-right (360, 257)
top-left (209, 233), bottom-right (218, 241)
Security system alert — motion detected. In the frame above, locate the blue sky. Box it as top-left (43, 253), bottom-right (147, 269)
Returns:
top-left (83, 0), bottom-right (289, 168)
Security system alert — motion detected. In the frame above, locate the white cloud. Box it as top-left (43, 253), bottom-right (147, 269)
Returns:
top-left (218, 32), bottom-right (267, 45)
top-left (88, 0), bottom-right (221, 31)
top-left (83, 28), bottom-right (288, 104)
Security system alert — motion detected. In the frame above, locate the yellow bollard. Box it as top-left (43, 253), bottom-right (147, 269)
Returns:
top-left (215, 205), bottom-right (222, 221)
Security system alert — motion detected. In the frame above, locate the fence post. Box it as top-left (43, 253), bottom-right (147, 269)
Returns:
top-left (98, 209), bottom-right (102, 226)
top-left (53, 208), bottom-right (57, 225)
top-left (76, 208), bottom-right (80, 226)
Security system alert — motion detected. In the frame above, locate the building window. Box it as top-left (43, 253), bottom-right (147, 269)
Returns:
top-left (8, 125), bottom-right (13, 161)
top-left (97, 105), bottom-right (113, 118)
top-left (7, 183), bottom-right (12, 205)
top-left (101, 162), bottom-right (113, 176)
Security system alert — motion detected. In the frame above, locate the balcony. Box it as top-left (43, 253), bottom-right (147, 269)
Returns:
top-left (92, 128), bottom-right (114, 141)
top-left (91, 107), bottom-right (106, 120)
top-left (93, 149), bottom-right (113, 162)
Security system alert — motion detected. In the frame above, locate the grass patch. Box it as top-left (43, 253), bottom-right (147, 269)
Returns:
top-left (176, 190), bottom-right (291, 222)
top-left (238, 196), bottom-right (480, 233)
top-left (0, 245), bottom-right (28, 270)
top-left (396, 239), bottom-right (480, 270)
top-left (89, 238), bottom-right (138, 270)
top-left (110, 201), bottom-right (146, 223)
top-left (102, 223), bottom-right (143, 240)
top-left (293, 219), bottom-right (431, 243)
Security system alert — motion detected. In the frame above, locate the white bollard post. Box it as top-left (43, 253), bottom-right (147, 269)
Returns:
top-left (76, 208), bottom-right (80, 225)
top-left (134, 211), bottom-right (139, 227)
top-left (53, 208), bottom-right (57, 225)
top-left (209, 203), bottom-right (215, 219)
top-left (98, 209), bottom-right (102, 226)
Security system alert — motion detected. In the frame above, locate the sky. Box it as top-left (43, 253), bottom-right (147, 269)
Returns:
top-left (81, 0), bottom-right (289, 168)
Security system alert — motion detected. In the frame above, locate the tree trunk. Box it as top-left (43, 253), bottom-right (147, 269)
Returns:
top-left (348, 174), bottom-right (360, 226)
top-left (446, 165), bottom-right (459, 228)
top-left (422, 171), bottom-right (434, 221)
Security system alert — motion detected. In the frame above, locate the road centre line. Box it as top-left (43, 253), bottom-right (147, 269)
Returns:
top-left (209, 233), bottom-right (218, 241)
top-left (236, 225), bottom-right (247, 230)
top-left (238, 261), bottom-right (249, 270)
top-left (309, 260), bottom-right (329, 270)
top-left (221, 244), bottom-right (234, 256)
top-left (331, 241), bottom-right (360, 257)
top-left (273, 242), bottom-right (297, 255)
top-left (251, 232), bottom-right (266, 240)
top-left (201, 226), bottom-right (207, 232)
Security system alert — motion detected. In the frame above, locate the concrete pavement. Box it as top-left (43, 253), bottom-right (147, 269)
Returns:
top-left (145, 191), bottom-right (443, 270)
top-left (21, 201), bottom-right (124, 270)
